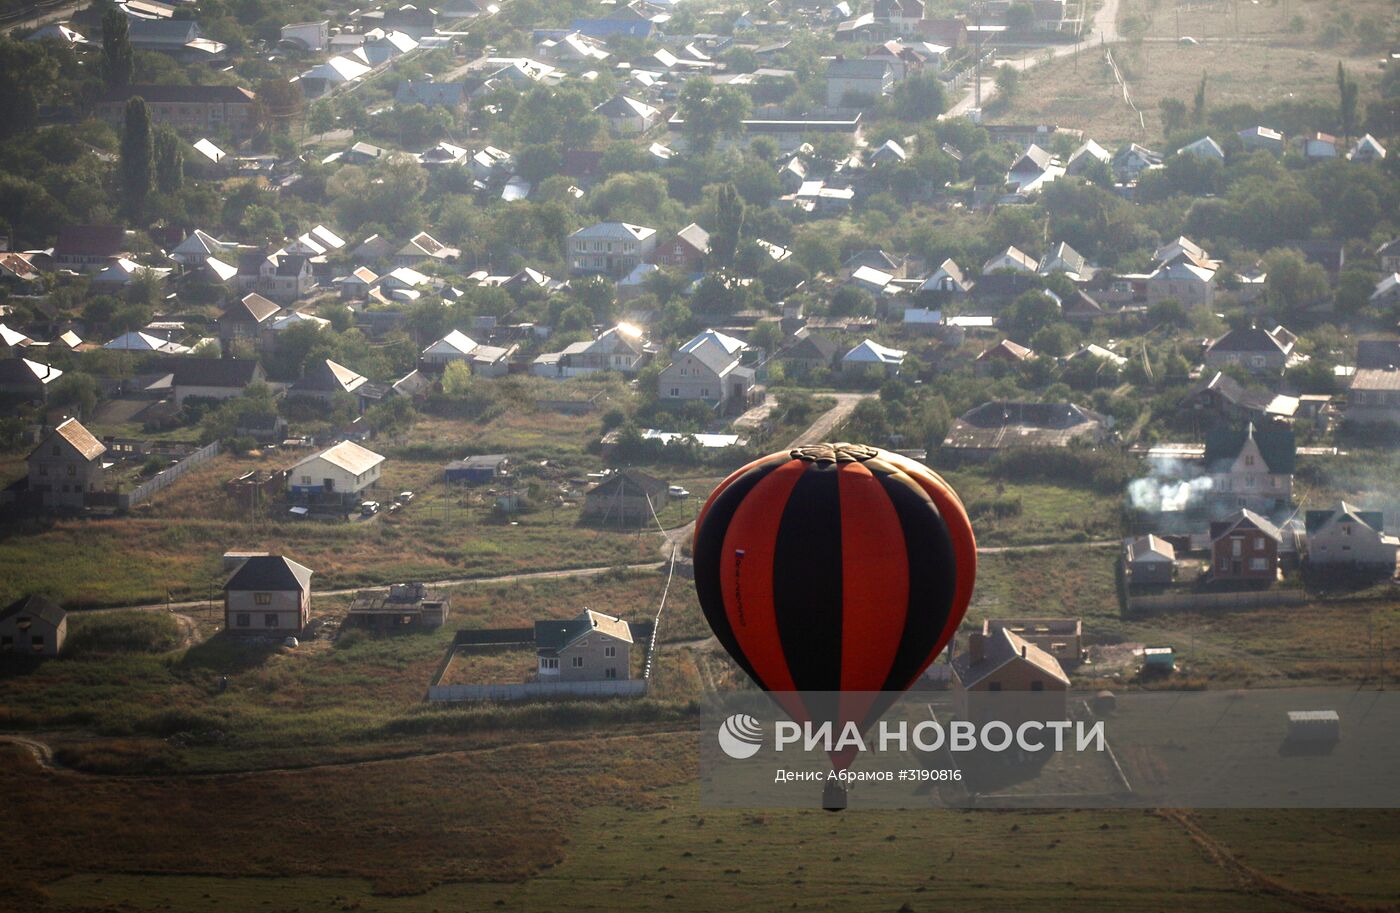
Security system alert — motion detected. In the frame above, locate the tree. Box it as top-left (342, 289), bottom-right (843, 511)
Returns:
top-left (307, 100), bottom-right (336, 136)
top-left (1192, 73), bottom-right (1207, 124)
top-left (994, 65), bottom-right (1020, 103)
top-left (120, 96), bottom-right (153, 218)
top-left (888, 73), bottom-right (946, 121)
top-left (50, 372), bottom-right (99, 419)
top-left (676, 78), bottom-right (750, 154)
top-left (100, 8), bottom-right (133, 88)
top-left (0, 39), bottom-right (59, 141)
top-left (1262, 248), bottom-right (1330, 319)
top-left (256, 78), bottom-right (303, 133)
top-left (1005, 1), bottom-right (1036, 32)
top-left (1159, 97), bottom-right (1188, 137)
top-left (1337, 62), bottom-right (1359, 146)
top-left (711, 183), bottom-right (745, 268)
top-left (153, 126), bottom-right (183, 195)
top-left (1004, 290), bottom-right (1060, 338)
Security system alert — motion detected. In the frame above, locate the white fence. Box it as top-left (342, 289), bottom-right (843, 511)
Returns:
top-left (427, 679), bottom-right (647, 702)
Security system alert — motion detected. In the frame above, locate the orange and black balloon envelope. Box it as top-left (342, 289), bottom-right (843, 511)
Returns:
top-left (692, 442), bottom-right (976, 768)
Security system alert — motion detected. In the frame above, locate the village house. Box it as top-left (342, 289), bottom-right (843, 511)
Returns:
top-left (534, 609), bottom-right (633, 681)
top-left (918, 258), bottom-right (973, 296)
top-left (346, 582), bottom-right (450, 632)
top-left (170, 358), bottom-right (265, 405)
top-left (1123, 534), bottom-right (1176, 586)
top-left (0, 358), bottom-right (64, 398)
top-left (223, 554), bottom-right (313, 636)
top-left (581, 469), bottom-right (669, 525)
top-left (943, 401), bottom-right (1110, 461)
top-left (594, 95), bottom-right (662, 134)
top-left (1185, 371), bottom-right (1299, 427)
top-left (26, 418), bottom-right (106, 511)
top-left (534, 324), bottom-right (651, 378)
top-left (651, 223), bottom-right (710, 271)
top-left (951, 627), bottom-right (1070, 726)
top-left (824, 57), bottom-right (892, 107)
top-left (842, 338), bottom-right (906, 377)
top-left (258, 253), bottom-right (317, 303)
top-left (1209, 509), bottom-right (1281, 582)
top-left (982, 245), bottom-right (1038, 275)
top-left (1204, 423), bottom-right (1295, 513)
top-left (52, 225), bottom-right (127, 273)
top-left (1147, 258), bottom-right (1216, 309)
top-left (975, 339), bottom-right (1034, 374)
top-left (569, 222), bottom-right (658, 277)
top-left (1203, 325), bottom-right (1297, 375)
top-left (218, 293), bottom-right (280, 351)
top-left (394, 231), bottom-right (460, 267)
top-left (778, 331), bottom-right (840, 374)
top-left (981, 618), bottom-right (1083, 667)
top-left (1238, 125), bottom-right (1285, 155)
top-left (287, 440), bottom-right (385, 498)
top-left (96, 84), bottom-right (258, 135)
top-left (0, 595), bottom-right (67, 656)
top-left (1347, 367), bottom-right (1400, 426)
top-left (657, 329), bottom-right (760, 414)
top-left (1304, 502), bottom-right (1399, 575)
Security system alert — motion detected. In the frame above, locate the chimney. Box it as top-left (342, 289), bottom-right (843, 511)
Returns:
top-left (1020, 644), bottom-right (1027, 659)
top-left (968, 631), bottom-right (984, 663)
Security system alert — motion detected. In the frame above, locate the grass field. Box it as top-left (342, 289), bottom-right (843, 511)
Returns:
top-left (993, 0), bottom-right (1389, 145)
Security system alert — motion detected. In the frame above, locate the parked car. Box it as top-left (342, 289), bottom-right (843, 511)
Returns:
top-left (360, 500), bottom-right (380, 516)
top-left (668, 485), bottom-right (691, 498)
top-left (396, 490), bottom-right (415, 503)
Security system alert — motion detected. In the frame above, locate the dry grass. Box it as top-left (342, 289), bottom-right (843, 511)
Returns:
top-left (994, 0), bottom-right (1388, 145)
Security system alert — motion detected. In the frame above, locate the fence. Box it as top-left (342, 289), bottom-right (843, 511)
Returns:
top-left (427, 679), bottom-right (648, 702)
top-left (1126, 589), bottom-right (1308, 613)
top-left (119, 440), bottom-right (221, 509)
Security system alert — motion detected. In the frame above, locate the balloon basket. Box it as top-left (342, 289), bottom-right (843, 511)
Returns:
top-left (822, 778), bottom-right (848, 812)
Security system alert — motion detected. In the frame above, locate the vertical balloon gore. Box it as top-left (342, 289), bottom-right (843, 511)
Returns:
top-left (693, 442), bottom-right (978, 810)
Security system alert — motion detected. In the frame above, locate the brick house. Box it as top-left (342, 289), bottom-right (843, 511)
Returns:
top-left (27, 418), bottom-right (106, 511)
top-left (651, 222), bottom-right (710, 271)
top-left (951, 627), bottom-right (1070, 726)
top-left (1209, 509), bottom-right (1281, 582)
top-left (534, 609), bottom-right (633, 681)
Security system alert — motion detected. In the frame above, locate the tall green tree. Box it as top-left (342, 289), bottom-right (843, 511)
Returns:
top-left (1337, 62), bottom-right (1359, 146)
top-left (153, 126), bottom-right (183, 195)
top-left (1191, 73), bottom-right (1207, 124)
top-left (711, 183), bottom-right (745, 268)
top-left (100, 8), bottom-right (134, 88)
top-left (120, 96), bottom-right (153, 217)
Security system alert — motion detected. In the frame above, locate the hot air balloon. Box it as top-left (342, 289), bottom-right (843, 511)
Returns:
top-left (692, 442), bottom-right (977, 809)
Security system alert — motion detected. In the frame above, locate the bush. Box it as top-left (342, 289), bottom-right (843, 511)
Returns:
top-left (988, 446), bottom-right (1138, 493)
top-left (64, 612), bottom-right (183, 657)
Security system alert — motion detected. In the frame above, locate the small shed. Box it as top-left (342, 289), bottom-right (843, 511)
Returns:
top-left (346, 582), bottom-right (450, 631)
top-left (1286, 710), bottom-right (1340, 743)
top-left (445, 453), bottom-right (510, 484)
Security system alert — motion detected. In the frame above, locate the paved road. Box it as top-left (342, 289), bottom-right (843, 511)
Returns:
top-left (944, 0), bottom-right (1122, 118)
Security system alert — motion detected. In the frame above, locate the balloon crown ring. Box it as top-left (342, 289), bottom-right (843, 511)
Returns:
top-left (790, 442), bottom-right (880, 464)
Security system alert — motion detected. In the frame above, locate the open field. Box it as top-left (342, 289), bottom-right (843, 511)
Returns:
top-left (20, 750), bottom-right (1400, 913)
top-left (993, 0), bottom-right (1389, 145)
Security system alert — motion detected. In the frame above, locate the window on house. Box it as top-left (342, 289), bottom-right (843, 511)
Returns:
top-left (572, 656), bottom-right (584, 668)
top-left (988, 682), bottom-right (1002, 692)
top-left (38, 464), bottom-right (47, 476)
top-left (1232, 539), bottom-right (1242, 557)
top-left (255, 593), bottom-right (272, 605)
top-left (1245, 455), bottom-right (1255, 466)
top-left (67, 464), bottom-right (76, 477)
top-left (1255, 536), bottom-right (1264, 550)
top-left (1, 635), bottom-right (12, 648)
top-left (605, 667), bottom-right (617, 679)
top-left (1344, 525), bottom-right (1352, 536)
top-left (30, 634), bottom-right (43, 648)
top-left (1030, 680), bottom-right (1043, 692)
top-left (236, 613), bottom-right (250, 627)
top-left (604, 645), bottom-right (616, 657)
top-left (669, 388), bottom-right (680, 397)
top-left (264, 614), bottom-right (278, 627)
top-left (1249, 557), bottom-right (1267, 571)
